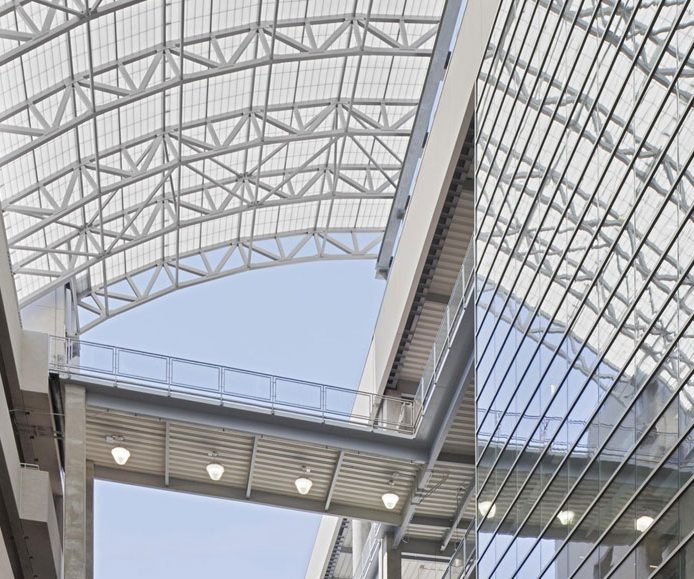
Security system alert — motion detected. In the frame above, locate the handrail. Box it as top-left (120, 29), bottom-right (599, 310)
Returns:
top-left (48, 238), bottom-right (476, 438)
top-left (415, 239), bottom-right (475, 413)
top-left (439, 519), bottom-right (476, 579)
top-left (48, 337), bottom-right (417, 436)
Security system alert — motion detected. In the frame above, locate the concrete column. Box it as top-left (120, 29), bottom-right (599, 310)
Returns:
top-left (86, 461), bottom-right (94, 579)
top-left (378, 534), bottom-right (401, 579)
top-left (351, 519), bottom-right (369, 576)
top-left (20, 288), bottom-right (67, 337)
top-left (64, 385), bottom-right (86, 579)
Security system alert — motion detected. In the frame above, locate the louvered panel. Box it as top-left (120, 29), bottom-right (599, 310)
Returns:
top-left (400, 302), bottom-right (447, 380)
top-left (428, 198), bottom-right (475, 297)
top-left (402, 558), bottom-right (451, 578)
top-left (331, 453), bottom-right (418, 515)
top-left (86, 408), bottom-right (165, 475)
top-left (405, 523), bottom-right (447, 541)
top-left (252, 438), bottom-right (338, 498)
top-left (442, 386), bottom-right (476, 457)
top-left (414, 464), bottom-right (474, 518)
top-left (167, 422), bottom-right (253, 487)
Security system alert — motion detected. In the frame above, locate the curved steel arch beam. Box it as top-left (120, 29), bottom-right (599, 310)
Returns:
top-left (0, 3), bottom-right (438, 67)
top-left (0, 45), bottom-right (429, 167)
top-left (71, 228), bottom-right (384, 333)
top-left (0, 13), bottom-right (435, 162)
top-left (2, 0), bottom-right (446, 318)
top-left (12, 183), bottom-right (394, 272)
top-left (2, 96), bottom-right (417, 197)
top-left (0, 0), bottom-right (147, 67)
top-left (6, 126), bottom-right (405, 246)
top-left (6, 159), bottom-right (399, 241)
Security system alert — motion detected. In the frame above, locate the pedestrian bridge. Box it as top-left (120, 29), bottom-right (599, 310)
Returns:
top-left (49, 303), bottom-right (475, 529)
top-left (47, 251), bottom-right (476, 533)
top-left (50, 337), bottom-right (420, 437)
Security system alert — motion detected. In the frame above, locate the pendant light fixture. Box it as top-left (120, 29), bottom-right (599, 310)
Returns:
top-left (381, 479), bottom-right (399, 510)
top-left (294, 466), bottom-right (313, 495)
top-left (478, 500), bottom-right (496, 518)
top-left (206, 451), bottom-right (224, 481)
top-left (106, 435), bottom-right (130, 466)
top-left (636, 515), bottom-right (654, 533)
top-left (557, 510), bottom-right (576, 526)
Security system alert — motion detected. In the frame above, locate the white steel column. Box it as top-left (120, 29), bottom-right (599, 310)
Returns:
top-left (86, 461), bottom-right (94, 579)
top-left (64, 385), bottom-right (86, 579)
top-left (352, 519), bottom-right (370, 576)
top-left (378, 534), bottom-right (401, 579)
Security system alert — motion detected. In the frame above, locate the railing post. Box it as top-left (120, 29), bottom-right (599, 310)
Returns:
top-left (66, 337), bottom-right (72, 369)
top-left (463, 535), bottom-right (467, 570)
top-left (48, 338), bottom-right (432, 436)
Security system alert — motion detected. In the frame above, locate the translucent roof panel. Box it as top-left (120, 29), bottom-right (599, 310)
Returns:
top-left (0, 0), bottom-right (445, 331)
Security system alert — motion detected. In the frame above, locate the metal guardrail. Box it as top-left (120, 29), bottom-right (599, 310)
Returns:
top-left (48, 337), bottom-right (417, 436)
top-left (416, 240), bottom-right (475, 413)
top-left (439, 520), bottom-right (476, 579)
top-left (48, 238), bottom-right (475, 438)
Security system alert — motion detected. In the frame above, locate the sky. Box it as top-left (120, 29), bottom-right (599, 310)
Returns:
top-left (84, 260), bottom-right (386, 579)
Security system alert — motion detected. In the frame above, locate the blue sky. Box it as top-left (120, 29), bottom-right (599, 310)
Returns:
top-left (85, 260), bottom-right (385, 579)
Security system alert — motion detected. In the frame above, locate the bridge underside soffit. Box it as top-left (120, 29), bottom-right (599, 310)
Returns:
top-left (87, 403), bottom-right (436, 526)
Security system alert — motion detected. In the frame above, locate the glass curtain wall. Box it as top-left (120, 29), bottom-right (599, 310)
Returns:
top-left (474, 0), bottom-right (694, 578)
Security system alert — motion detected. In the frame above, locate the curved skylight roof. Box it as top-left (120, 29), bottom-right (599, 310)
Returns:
top-left (0, 0), bottom-right (444, 331)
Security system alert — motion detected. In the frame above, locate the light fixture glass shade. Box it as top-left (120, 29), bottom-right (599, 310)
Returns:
top-left (557, 510), bottom-right (575, 526)
top-left (636, 515), bottom-right (654, 533)
top-left (478, 501), bottom-right (496, 518)
top-left (294, 476), bottom-right (313, 495)
top-left (206, 462), bottom-right (224, 481)
top-left (110, 446), bottom-right (130, 466)
top-left (382, 491), bottom-right (399, 510)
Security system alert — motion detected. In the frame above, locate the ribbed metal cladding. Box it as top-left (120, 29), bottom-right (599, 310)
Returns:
top-left (474, 1), bottom-right (694, 578)
top-left (85, 407), bottom-right (418, 519)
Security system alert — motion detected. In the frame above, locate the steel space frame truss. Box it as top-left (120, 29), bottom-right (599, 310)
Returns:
top-left (0, 0), bottom-right (444, 331)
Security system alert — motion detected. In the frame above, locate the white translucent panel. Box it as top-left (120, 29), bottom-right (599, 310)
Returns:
top-left (329, 198), bottom-right (361, 229)
top-left (211, 2), bottom-right (262, 33)
top-left (0, 0), bottom-right (443, 324)
top-left (276, 202), bottom-right (319, 233)
top-left (356, 198), bottom-right (391, 228)
top-left (295, 59), bottom-right (344, 102)
top-left (88, 15), bottom-right (116, 70)
top-left (115, 1), bottom-right (162, 57)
